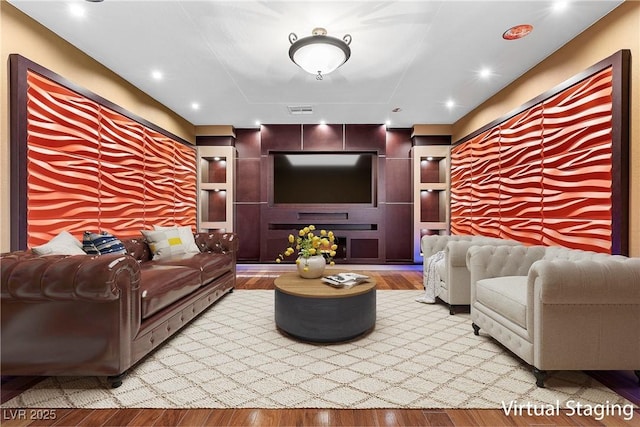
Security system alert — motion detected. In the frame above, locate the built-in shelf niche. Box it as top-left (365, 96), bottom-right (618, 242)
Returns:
top-left (198, 146), bottom-right (234, 233)
top-left (412, 145), bottom-right (450, 262)
top-left (201, 155), bottom-right (227, 184)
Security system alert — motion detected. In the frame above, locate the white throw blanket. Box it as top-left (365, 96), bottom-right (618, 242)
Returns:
top-left (416, 250), bottom-right (445, 304)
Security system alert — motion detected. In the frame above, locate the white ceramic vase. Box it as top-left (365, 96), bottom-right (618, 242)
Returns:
top-left (297, 255), bottom-right (326, 279)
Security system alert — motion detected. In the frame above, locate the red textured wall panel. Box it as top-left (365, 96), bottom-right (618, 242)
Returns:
top-left (450, 67), bottom-right (614, 253)
top-left (24, 71), bottom-right (196, 247)
top-left (174, 142), bottom-right (198, 228)
top-left (450, 142), bottom-right (472, 235)
top-left (540, 69), bottom-right (613, 252)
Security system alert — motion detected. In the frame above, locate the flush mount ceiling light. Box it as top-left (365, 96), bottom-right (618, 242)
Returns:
top-left (502, 24), bottom-right (534, 40)
top-left (289, 27), bottom-right (352, 80)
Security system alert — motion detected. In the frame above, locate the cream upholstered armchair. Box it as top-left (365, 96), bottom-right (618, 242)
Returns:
top-left (466, 244), bottom-right (640, 387)
top-left (420, 235), bottom-right (520, 314)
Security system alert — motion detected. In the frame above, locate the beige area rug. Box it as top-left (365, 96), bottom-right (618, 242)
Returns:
top-left (3, 290), bottom-right (634, 409)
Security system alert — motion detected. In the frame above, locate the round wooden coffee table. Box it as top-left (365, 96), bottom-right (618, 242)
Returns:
top-left (274, 271), bottom-right (376, 343)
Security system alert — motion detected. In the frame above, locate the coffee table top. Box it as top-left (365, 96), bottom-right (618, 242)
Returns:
top-left (274, 271), bottom-right (376, 298)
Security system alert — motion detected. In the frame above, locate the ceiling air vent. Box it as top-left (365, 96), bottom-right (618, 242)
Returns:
top-left (287, 105), bottom-right (313, 115)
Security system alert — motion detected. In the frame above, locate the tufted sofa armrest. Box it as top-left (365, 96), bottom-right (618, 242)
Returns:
top-left (1, 253), bottom-right (141, 302)
top-left (528, 257), bottom-right (640, 370)
top-left (530, 258), bottom-right (640, 305)
top-left (1, 252), bottom-right (142, 377)
top-left (421, 234), bottom-right (471, 258)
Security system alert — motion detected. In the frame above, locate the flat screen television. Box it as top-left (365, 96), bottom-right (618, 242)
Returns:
top-left (272, 152), bottom-right (375, 205)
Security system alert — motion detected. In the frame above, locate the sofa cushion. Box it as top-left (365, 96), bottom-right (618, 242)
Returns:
top-left (153, 225), bottom-right (200, 254)
top-left (141, 229), bottom-right (188, 260)
top-left (82, 231), bottom-right (127, 256)
top-left (155, 252), bottom-right (234, 285)
top-left (476, 276), bottom-right (527, 329)
top-left (32, 231), bottom-right (85, 256)
top-left (139, 265), bottom-right (202, 319)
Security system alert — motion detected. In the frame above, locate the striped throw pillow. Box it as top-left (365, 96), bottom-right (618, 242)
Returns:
top-left (83, 231), bottom-right (127, 255)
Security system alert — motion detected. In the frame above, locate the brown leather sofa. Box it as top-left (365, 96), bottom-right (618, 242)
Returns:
top-left (1, 232), bottom-right (237, 387)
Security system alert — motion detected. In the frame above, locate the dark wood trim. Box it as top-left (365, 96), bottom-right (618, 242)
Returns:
top-left (453, 50), bottom-right (630, 255)
top-left (610, 50), bottom-right (630, 256)
top-left (196, 135), bottom-right (235, 146)
top-left (9, 55), bottom-right (29, 251)
top-left (412, 135), bottom-right (451, 146)
top-left (9, 54), bottom-right (193, 251)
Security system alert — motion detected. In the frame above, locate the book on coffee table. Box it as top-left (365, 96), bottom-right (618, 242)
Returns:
top-left (322, 272), bottom-right (369, 288)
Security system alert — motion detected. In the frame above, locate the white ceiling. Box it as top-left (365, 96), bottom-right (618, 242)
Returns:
top-left (8, 0), bottom-right (624, 128)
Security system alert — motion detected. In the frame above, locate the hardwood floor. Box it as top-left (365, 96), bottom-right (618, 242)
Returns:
top-left (2, 266), bottom-right (638, 427)
top-left (3, 407), bottom-right (640, 427)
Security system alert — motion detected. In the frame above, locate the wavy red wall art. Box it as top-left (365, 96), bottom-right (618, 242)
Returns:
top-left (25, 71), bottom-right (196, 247)
top-left (451, 67), bottom-right (613, 252)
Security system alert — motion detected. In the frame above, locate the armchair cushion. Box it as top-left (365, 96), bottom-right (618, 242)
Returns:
top-left (476, 276), bottom-right (527, 329)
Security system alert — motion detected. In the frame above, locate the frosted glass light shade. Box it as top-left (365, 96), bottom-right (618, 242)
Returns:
top-left (289, 28), bottom-right (351, 78)
top-left (292, 42), bottom-right (348, 75)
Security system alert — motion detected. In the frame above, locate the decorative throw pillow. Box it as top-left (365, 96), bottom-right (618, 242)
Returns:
top-left (153, 225), bottom-right (200, 254)
top-left (32, 231), bottom-right (86, 256)
top-left (82, 231), bottom-right (127, 255)
top-left (141, 228), bottom-right (187, 260)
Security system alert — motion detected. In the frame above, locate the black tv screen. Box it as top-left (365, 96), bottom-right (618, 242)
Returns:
top-left (272, 152), bottom-right (374, 204)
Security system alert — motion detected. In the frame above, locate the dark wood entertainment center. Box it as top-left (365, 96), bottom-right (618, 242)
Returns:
top-left (197, 123), bottom-right (448, 264)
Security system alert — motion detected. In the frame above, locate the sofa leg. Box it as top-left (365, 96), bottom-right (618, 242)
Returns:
top-left (472, 323), bottom-right (480, 336)
top-left (449, 304), bottom-right (470, 315)
top-left (533, 368), bottom-right (547, 388)
top-left (635, 370), bottom-right (640, 385)
top-left (107, 373), bottom-right (125, 388)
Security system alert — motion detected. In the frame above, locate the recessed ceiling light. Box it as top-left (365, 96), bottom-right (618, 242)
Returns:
top-left (503, 24), bottom-right (533, 40)
top-left (68, 3), bottom-right (86, 18)
top-left (191, 102), bottom-right (200, 110)
top-left (479, 67), bottom-right (492, 79)
top-left (445, 99), bottom-right (455, 109)
top-left (319, 120), bottom-right (326, 125)
top-left (553, 1), bottom-right (569, 13)
top-left (151, 70), bottom-right (163, 81)
top-left (385, 120), bottom-right (391, 126)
